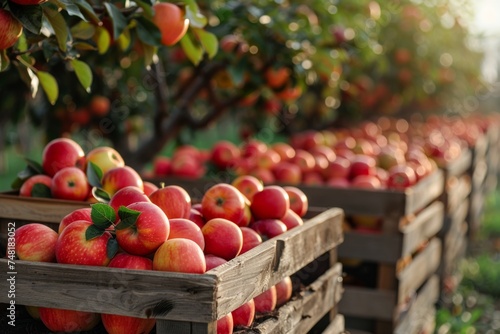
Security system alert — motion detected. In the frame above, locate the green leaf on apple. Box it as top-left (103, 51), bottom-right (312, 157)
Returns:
top-left (116, 206), bottom-right (141, 230)
top-left (91, 203), bottom-right (116, 229)
top-left (91, 187), bottom-right (111, 203)
top-left (36, 71), bottom-right (59, 105)
top-left (86, 162), bottom-right (103, 188)
top-left (31, 183), bottom-right (52, 198)
top-left (193, 28), bottom-right (218, 59)
top-left (9, 2), bottom-right (43, 34)
top-left (107, 238), bottom-right (118, 259)
top-left (43, 4), bottom-right (71, 52)
top-left (85, 224), bottom-right (105, 240)
top-left (24, 158), bottom-right (44, 175)
top-left (73, 0), bottom-right (101, 25)
top-left (52, 0), bottom-right (87, 22)
top-left (183, 0), bottom-right (207, 28)
top-left (180, 33), bottom-right (203, 66)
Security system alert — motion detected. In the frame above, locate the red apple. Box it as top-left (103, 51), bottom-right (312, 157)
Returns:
top-left (217, 313), bottom-right (234, 334)
top-left (327, 177), bottom-right (350, 188)
top-left (241, 139), bottom-right (267, 159)
top-left (311, 145), bottom-right (336, 164)
top-left (386, 164), bottom-right (417, 189)
top-left (231, 175), bottom-right (264, 202)
top-left (59, 208), bottom-right (92, 234)
top-left (153, 238), bottom-right (206, 273)
top-left (272, 161), bottom-right (302, 185)
top-left (55, 220), bottom-right (113, 266)
top-left (275, 276), bottom-right (293, 307)
top-left (250, 219), bottom-right (287, 240)
top-left (51, 167), bottom-right (90, 201)
top-left (19, 174), bottom-right (52, 197)
top-left (249, 167), bottom-right (275, 185)
top-left (108, 186), bottom-right (151, 219)
top-left (39, 307), bottom-right (100, 333)
top-left (0, 9), bottom-right (23, 50)
top-left (115, 202), bottom-right (170, 256)
top-left (351, 175), bottom-right (382, 189)
top-left (102, 313), bottom-right (156, 334)
top-left (205, 254), bottom-right (227, 271)
top-left (189, 208), bottom-right (206, 228)
top-left (149, 185), bottom-right (192, 219)
top-left (168, 218), bottom-right (205, 250)
top-left (86, 146), bottom-right (125, 175)
top-left (292, 149), bottom-right (316, 173)
top-left (201, 184), bottom-right (246, 224)
top-left (325, 156), bottom-right (351, 180)
top-left (236, 202), bottom-right (253, 227)
top-left (271, 143), bottom-right (296, 161)
top-left (281, 209), bottom-right (304, 230)
top-left (250, 186), bottom-right (289, 220)
top-left (265, 67), bottom-right (290, 89)
top-left (152, 2), bottom-right (189, 46)
top-left (257, 149), bottom-right (281, 169)
top-left (107, 253), bottom-right (153, 270)
top-left (153, 156), bottom-right (171, 176)
top-left (254, 286), bottom-right (277, 314)
top-left (170, 154), bottom-right (205, 179)
top-left (202, 218), bottom-right (243, 260)
top-left (349, 155), bottom-right (377, 180)
top-left (42, 138), bottom-right (85, 177)
top-left (239, 227), bottom-right (263, 254)
top-left (101, 166), bottom-right (144, 196)
top-left (231, 299), bottom-right (255, 328)
top-left (302, 171), bottom-right (324, 185)
top-left (283, 186), bottom-right (308, 217)
top-left (143, 181), bottom-right (159, 196)
top-left (211, 141), bottom-right (241, 169)
top-left (15, 223), bottom-right (58, 262)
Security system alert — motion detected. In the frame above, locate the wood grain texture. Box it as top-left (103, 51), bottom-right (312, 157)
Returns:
top-left (394, 275), bottom-right (439, 334)
top-left (397, 238), bottom-right (441, 305)
top-left (0, 260), bottom-right (218, 321)
top-left (212, 208), bottom-right (344, 318)
top-left (0, 193), bottom-right (89, 223)
top-left (443, 149), bottom-right (472, 178)
top-left (338, 287), bottom-right (396, 321)
top-left (0, 208), bottom-right (344, 325)
top-left (321, 314), bottom-right (345, 334)
top-left (247, 264), bottom-right (343, 334)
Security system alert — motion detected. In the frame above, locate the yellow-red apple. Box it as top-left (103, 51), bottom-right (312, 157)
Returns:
top-left (39, 307), bottom-right (100, 333)
top-left (205, 254), bottom-right (227, 271)
top-left (15, 223), bottom-right (58, 262)
top-left (108, 252), bottom-right (153, 270)
top-left (202, 218), bottom-right (243, 261)
top-left (153, 3), bottom-right (189, 46)
top-left (101, 166), bottom-right (144, 196)
top-left (201, 184), bottom-right (246, 223)
top-left (102, 313), bottom-right (155, 334)
top-left (231, 299), bottom-right (255, 328)
top-left (149, 185), bottom-right (192, 219)
top-left (0, 9), bottom-right (22, 50)
top-left (250, 219), bottom-right (287, 240)
top-left (231, 175), bottom-right (263, 202)
top-left (86, 146), bottom-right (125, 175)
top-left (239, 227), bottom-right (262, 254)
top-left (250, 186), bottom-right (289, 220)
top-left (254, 286), bottom-right (277, 314)
top-left (19, 174), bottom-right (52, 197)
top-left (59, 208), bottom-right (92, 234)
top-left (283, 186), bottom-right (308, 217)
top-left (168, 218), bottom-right (204, 250)
top-left (275, 276), bottom-right (293, 307)
top-left (51, 167), bottom-right (89, 201)
top-left (153, 238), bottom-right (206, 273)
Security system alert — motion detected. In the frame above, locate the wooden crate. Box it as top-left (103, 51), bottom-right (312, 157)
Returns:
top-left (0, 208), bottom-right (345, 334)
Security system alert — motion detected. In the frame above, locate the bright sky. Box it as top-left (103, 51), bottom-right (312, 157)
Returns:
top-left (470, 0), bottom-right (500, 35)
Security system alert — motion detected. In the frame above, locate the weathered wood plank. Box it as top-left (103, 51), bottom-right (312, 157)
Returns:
top-left (404, 169), bottom-right (444, 215)
top-left (156, 320), bottom-right (215, 334)
top-left (0, 260), bottom-right (218, 321)
top-left (400, 201), bottom-right (443, 259)
top-left (338, 232), bottom-right (402, 264)
top-left (0, 192), bottom-right (89, 223)
top-left (397, 238), bottom-right (441, 305)
top-left (338, 287), bottom-right (396, 321)
top-left (394, 275), bottom-right (439, 334)
top-left (213, 209), bottom-right (344, 317)
top-left (321, 314), bottom-right (345, 334)
top-left (246, 264), bottom-right (343, 334)
top-left (442, 149), bottom-right (472, 178)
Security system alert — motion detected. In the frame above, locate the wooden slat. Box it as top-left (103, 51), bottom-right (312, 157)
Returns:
top-left (471, 135), bottom-right (488, 167)
top-left (404, 170), bottom-right (444, 215)
top-left (156, 320), bottom-right (215, 334)
top-left (339, 232), bottom-right (402, 264)
top-left (443, 149), bottom-right (472, 178)
top-left (0, 260), bottom-right (218, 321)
top-left (213, 209), bottom-right (344, 317)
top-left (338, 287), bottom-right (396, 321)
top-left (397, 238), bottom-right (441, 305)
top-left (446, 175), bottom-right (471, 213)
top-left (400, 201), bottom-right (444, 258)
top-left (394, 275), bottom-right (439, 334)
top-left (0, 193), bottom-right (89, 223)
top-left (339, 201), bottom-right (443, 264)
top-left (321, 314), bottom-right (345, 334)
top-left (440, 198), bottom-right (468, 237)
top-left (247, 264), bottom-right (343, 334)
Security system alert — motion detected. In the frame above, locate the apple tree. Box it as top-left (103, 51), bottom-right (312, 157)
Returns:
top-left (0, 0), bottom-right (483, 172)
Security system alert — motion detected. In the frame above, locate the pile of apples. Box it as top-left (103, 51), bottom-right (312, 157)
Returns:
top-left (13, 173), bottom-right (309, 334)
top-left (152, 116), bottom-right (465, 191)
top-left (14, 137), bottom-right (159, 202)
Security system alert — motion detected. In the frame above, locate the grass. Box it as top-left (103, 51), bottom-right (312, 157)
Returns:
top-left (435, 186), bottom-right (500, 334)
